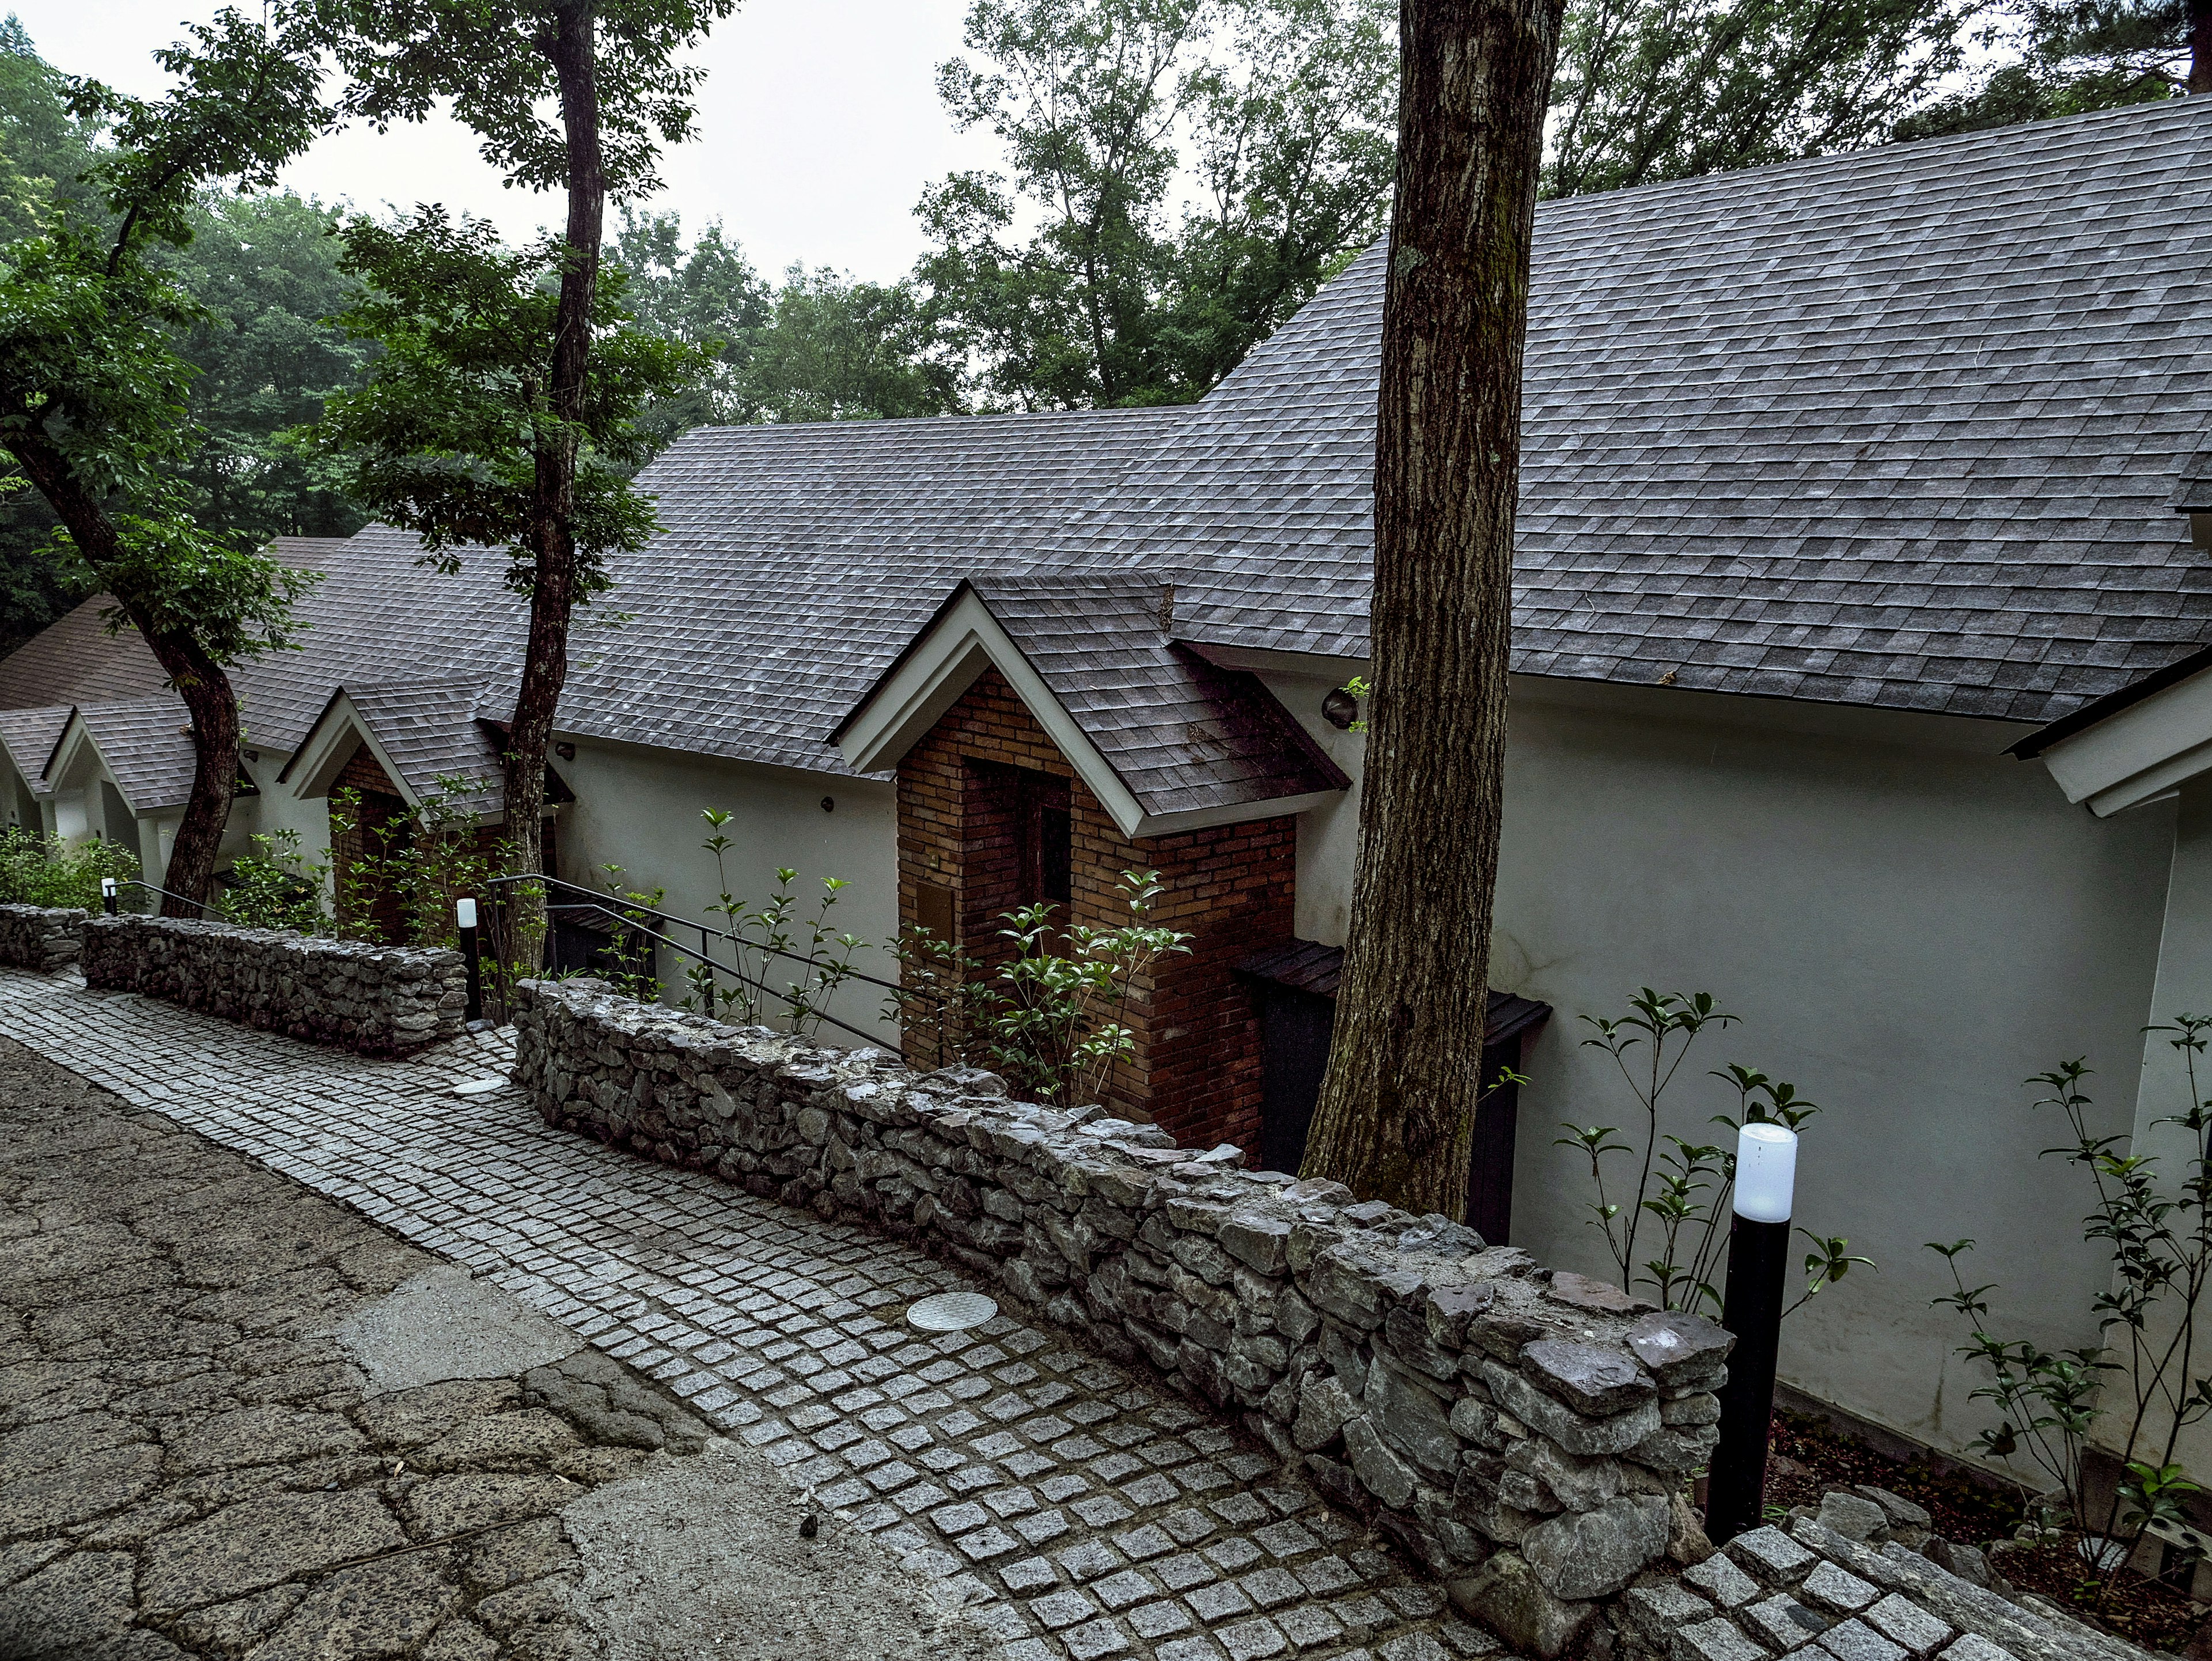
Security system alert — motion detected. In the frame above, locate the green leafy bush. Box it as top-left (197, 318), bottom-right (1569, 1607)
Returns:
top-left (0, 826), bottom-right (139, 910)
top-left (220, 828), bottom-right (329, 934)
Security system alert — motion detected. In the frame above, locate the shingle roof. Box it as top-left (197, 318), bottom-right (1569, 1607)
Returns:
top-left (1138, 100), bottom-right (2212, 723)
top-left (0, 597), bottom-right (172, 712)
top-left (64, 696), bottom-right (197, 812)
top-left (278, 677), bottom-right (513, 812)
top-left (840, 574), bottom-right (1347, 818)
top-left (2177, 440), bottom-right (2212, 514)
top-left (0, 705), bottom-right (68, 796)
top-left (552, 410), bottom-right (1184, 772)
top-left (4, 104), bottom-right (2208, 768)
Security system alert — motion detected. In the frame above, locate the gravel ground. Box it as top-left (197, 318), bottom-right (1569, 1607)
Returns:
top-left (0, 1036), bottom-right (990, 1661)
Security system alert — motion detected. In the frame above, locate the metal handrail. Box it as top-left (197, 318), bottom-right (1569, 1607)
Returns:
top-left (483, 872), bottom-right (915, 998)
top-left (105, 877), bottom-right (222, 918)
top-left (478, 876), bottom-right (894, 1046)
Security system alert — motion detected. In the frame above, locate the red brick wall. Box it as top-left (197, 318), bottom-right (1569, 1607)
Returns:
top-left (894, 667), bottom-right (1296, 1150)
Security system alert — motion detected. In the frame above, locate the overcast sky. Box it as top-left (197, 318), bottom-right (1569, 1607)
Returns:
top-left (9, 0), bottom-right (1006, 282)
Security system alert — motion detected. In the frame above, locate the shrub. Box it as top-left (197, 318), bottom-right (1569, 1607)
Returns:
top-left (0, 827), bottom-right (139, 910)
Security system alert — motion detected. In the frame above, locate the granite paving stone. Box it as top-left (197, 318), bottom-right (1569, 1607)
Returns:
top-left (0, 966), bottom-right (1494, 1660)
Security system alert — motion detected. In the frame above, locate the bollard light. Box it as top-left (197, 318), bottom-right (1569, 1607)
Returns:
top-left (1706, 1118), bottom-right (1800, 1545)
top-left (1734, 1121), bottom-right (1797, 1222)
top-left (101, 877), bottom-right (118, 916)
top-left (456, 896), bottom-right (483, 1024)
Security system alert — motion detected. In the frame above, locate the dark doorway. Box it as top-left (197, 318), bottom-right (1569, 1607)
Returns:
top-left (1016, 770), bottom-right (1073, 913)
top-left (1237, 940), bottom-right (1550, 1245)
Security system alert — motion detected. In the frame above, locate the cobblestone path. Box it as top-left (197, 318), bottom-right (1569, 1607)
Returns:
top-left (0, 968), bottom-right (1498, 1661)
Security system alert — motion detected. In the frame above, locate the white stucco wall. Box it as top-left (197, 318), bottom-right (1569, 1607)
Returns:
top-left (552, 736), bottom-right (901, 1043)
top-left (1260, 664), bottom-right (2173, 1463)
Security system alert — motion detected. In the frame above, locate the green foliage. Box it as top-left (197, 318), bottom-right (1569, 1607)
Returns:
top-left (1562, 988), bottom-right (1872, 1315)
top-left (0, 6), bottom-right (328, 659)
top-left (685, 811), bottom-right (870, 1040)
top-left (221, 826), bottom-right (330, 933)
top-left (1543, 0), bottom-right (1974, 198)
top-left (1929, 1020), bottom-right (2212, 1585)
top-left (326, 775), bottom-right (506, 947)
top-left (312, 0), bottom-right (739, 202)
top-left (0, 16), bottom-right (101, 247)
top-left (306, 206), bottom-right (707, 601)
top-left (0, 824), bottom-right (137, 909)
top-left (161, 190), bottom-right (371, 544)
top-left (918, 0), bottom-right (1396, 409)
top-left (609, 211), bottom-right (959, 437)
top-left (1891, 0), bottom-right (2195, 139)
top-left (893, 868), bottom-right (1195, 1109)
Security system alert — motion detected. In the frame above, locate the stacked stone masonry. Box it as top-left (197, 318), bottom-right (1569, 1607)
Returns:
top-left (81, 913), bottom-right (468, 1055)
top-left (513, 977), bottom-right (1737, 1657)
top-left (1640, 1494), bottom-right (2154, 1661)
top-left (0, 901), bottom-right (84, 971)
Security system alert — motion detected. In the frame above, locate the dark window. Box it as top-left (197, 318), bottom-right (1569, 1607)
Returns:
top-left (1016, 772), bottom-right (1073, 913)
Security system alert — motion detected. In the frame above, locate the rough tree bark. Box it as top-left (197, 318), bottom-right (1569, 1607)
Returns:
top-left (1297, 0), bottom-right (1566, 1219)
top-left (4, 426), bottom-right (238, 917)
top-left (503, 0), bottom-right (605, 966)
top-left (2191, 0), bottom-right (2209, 93)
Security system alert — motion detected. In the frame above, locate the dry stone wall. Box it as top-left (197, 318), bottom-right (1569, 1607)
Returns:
top-left (81, 914), bottom-right (468, 1055)
top-left (0, 903), bottom-right (85, 971)
top-left (512, 977), bottom-right (1737, 1658)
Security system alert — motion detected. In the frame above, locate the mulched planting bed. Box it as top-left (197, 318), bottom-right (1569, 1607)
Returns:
top-left (1763, 1406), bottom-right (2209, 1656)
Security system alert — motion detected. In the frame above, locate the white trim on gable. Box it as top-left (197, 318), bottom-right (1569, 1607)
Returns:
top-left (834, 589), bottom-right (1335, 839)
top-left (2036, 663), bottom-right (2212, 816)
top-left (279, 691), bottom-right (423, 808)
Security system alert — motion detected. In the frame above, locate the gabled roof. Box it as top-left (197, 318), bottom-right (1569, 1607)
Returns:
top-left (835, 575), bottom-right (1346, 834)
top-left (1131, 100), bottom-right (2212, 722)
top-left (279, 677), bottom-right (514, 815)
top-left (2, 104), bottom-right (2208, 773)
top-left (0, 705), bottom-right (68, 796)
top-left (47, 695), bottom-right (196, 813)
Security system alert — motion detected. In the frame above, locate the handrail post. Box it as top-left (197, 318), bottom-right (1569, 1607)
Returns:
top-left (457, 896), bottom-right (483, 1024)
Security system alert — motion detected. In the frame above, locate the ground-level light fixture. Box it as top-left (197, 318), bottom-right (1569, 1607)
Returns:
top-left (1706, 1118), bottom-right (1798, 1544)
top-left (456, 896), bottom-right (483, 1024)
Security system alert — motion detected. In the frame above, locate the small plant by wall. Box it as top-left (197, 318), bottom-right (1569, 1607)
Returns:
top-left (1558, 987), bottom-right (1874, 1317)
top-left (1931, 1017), bottom-right (2212, 1613)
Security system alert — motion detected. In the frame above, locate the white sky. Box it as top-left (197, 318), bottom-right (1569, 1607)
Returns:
top-left (9, 0), bottom-right (1006, 283)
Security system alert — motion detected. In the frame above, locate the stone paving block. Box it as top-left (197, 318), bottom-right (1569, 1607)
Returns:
top-left (1820, 1617), bottom-right (1910, 1661)
top-left (1684, 1552), bottom-right (1762, 1609)
top-left (0, 971), bottom-right (1614, 1661)
top-left (1673, 1615), bottom-right (1773, 1661)
top-left (1744, 1591), bottom-right (1831, 1648)
top-left (1863, 1592), bottom-right (1953, 1655)
top-left (1730, 1524), bottom-right (1818, 1584)
top-left (1936, 1638), bottom-right (2015, 1661)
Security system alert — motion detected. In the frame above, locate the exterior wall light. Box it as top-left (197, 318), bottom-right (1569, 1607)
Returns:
top-left (1321, 687), bottom-right (1359, 729)
top-left (1706, 1119), bottom-right (1798, 1544)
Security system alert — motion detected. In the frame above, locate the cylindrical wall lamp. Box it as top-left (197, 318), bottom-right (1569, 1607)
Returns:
top-left (1705, 1119), bottom-right (1798, 1544)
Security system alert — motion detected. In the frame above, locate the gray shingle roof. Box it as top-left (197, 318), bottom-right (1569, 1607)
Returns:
top-left (2177, 440), bottom-right (2212, 513)
top-left (844, 574), bottom-right (1347, 818)
top-left (1138, 100), bottom-right (2212, 723)
top-left (0, 705), bottom-right (67, 797)
top-left (65, 696), bottom-right (198, 812)
top-left (279, 677), bottom-right (511, 812)
top-left (4, 103), bottom-right (2207, 773)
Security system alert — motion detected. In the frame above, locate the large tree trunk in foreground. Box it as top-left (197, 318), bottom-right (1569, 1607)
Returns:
top-left (2191, 0), bottom-right (2209, 93)
top-left (1298, 0), bottom-right (1565, 1219)
top-left (505, 0), bottom-right (605, 969)
top-left (5, 427), bottom-right (238, 917)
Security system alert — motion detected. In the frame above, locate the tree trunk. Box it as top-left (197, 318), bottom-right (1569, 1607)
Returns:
top-left (3, 426), bottom-right (238, 917)
top-left (2190, 0), bottom-right (2209, 94)
top-left (505, 0), bottom-right (605, 970)
top-left (1297, 0), bottom-right (1565, 1220)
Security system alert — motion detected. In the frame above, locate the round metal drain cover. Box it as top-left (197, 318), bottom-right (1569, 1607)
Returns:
top-left (907, 1292), bottom-right (998, 1332)
top-left (452, 1076), bottom-right (507, 1096)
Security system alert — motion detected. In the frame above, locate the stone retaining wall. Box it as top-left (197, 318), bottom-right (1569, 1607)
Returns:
top-left (81, 914), bottom-right (468, 1056)
top-left (512, 977), bottom-right (1736, 1658)
top-left (0, 903), bottom-right (85, 971)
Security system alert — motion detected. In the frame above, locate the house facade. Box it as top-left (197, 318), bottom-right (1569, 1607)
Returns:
top-left (6, 101), bottom-right (2212, 1479)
